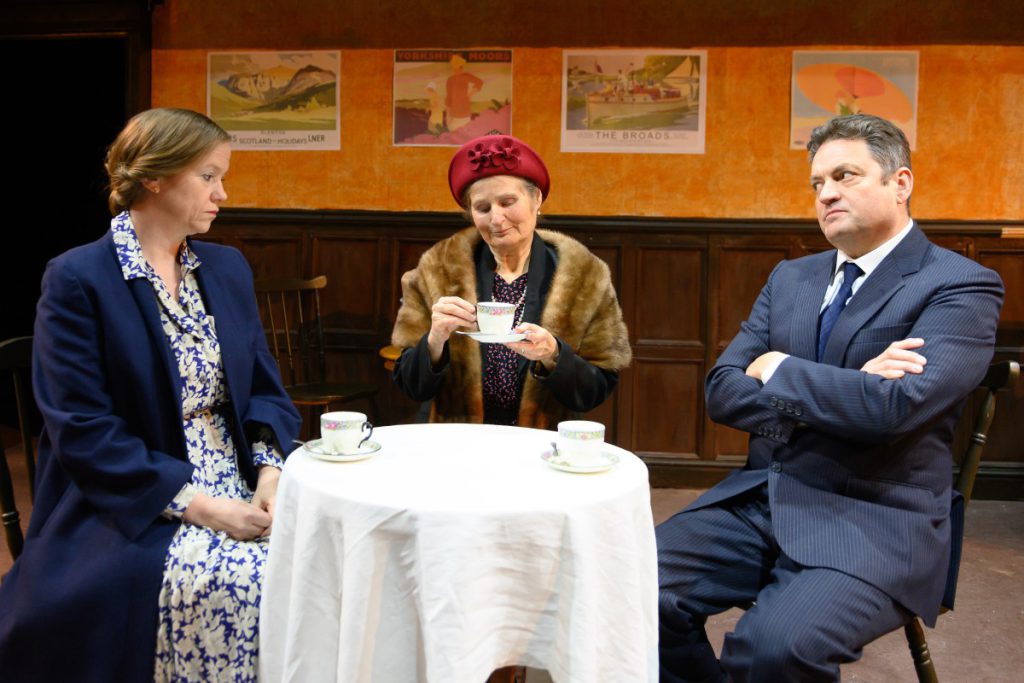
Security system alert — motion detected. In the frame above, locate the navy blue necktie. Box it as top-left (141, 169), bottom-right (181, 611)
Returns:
top-left (817, 261), bottom-right (863, 362)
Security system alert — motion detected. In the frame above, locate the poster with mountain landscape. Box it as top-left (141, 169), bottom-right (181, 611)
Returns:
top-left (208, 51), bottom-right (340, 150)
top-left (393, 49), bottom-right (512, 146)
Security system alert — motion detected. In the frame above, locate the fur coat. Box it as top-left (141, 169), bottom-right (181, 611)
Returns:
top-left (392, 227), bottom-right (631, 427)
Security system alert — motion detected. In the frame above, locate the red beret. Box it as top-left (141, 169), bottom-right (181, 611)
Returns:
top-left (448, 135), bottom-right (550, 207)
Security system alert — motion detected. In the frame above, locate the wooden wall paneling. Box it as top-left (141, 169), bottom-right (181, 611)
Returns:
top-left (311, 235), bottom-right (382, 337)
top-left (611, 237), bottom-right (639, 448)
top-left (972, 238), bottom-right (1024, 471)
top-left (633, 243), bottom-right (704, 347)
top-left (630, 357), bottom-right (703, 458)
top-left (237, 235), bottom-right (305, 280)
top-left (391, 238), bottom-right (439, 321)
top-left (706, 235), bottom-right (793, 462)
top-left (630, 237), bottom-right (706, 462)
top-left (975, 241), bottom-right (1024, 343)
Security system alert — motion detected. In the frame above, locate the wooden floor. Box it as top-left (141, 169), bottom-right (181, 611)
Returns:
top-left (3, 437), bottom-right (1022, 681)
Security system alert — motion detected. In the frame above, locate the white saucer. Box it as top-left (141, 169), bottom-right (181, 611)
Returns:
top-left (457, 330), bottom-right (527, 343)
top-left (541, 449), bottom-right (619, 474)
top-left (303, 439), bottom-right (381, 462)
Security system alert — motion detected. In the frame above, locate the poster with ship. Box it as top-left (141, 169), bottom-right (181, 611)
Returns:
top-left (393, 49), bottom-right (512, 146)
top-left (207, 51), bottom-right (340, 151)
top-left (791, 51), bottom-right (918, 150)
top-left (561, 50), bottom-right (707, 154)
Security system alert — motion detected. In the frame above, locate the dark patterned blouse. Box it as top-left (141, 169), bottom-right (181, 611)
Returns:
top-left (482, 271), bottom-right (528, 425)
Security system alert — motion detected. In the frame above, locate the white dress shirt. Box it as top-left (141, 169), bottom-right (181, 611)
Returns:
top-left (761, 219), bottom-right (915, 383)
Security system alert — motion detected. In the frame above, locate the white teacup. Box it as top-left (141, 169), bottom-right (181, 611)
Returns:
top-left (476, 301), bottom-right (516, 335)
top-left (557, 420), bottom-right (606, 467)
top-left (320, 411), bottom-right (374, 454)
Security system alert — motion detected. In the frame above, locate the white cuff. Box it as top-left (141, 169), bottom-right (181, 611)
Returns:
top-left (760, 354), bottom-right (790, 384)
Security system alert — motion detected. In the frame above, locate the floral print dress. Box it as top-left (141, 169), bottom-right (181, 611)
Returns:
top-left (482, 271), bottom-right (528, 425)
top-left (111, 213), bottom-right (282, 682)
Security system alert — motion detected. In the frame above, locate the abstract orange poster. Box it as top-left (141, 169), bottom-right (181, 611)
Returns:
top-left (791, 51), bottom-right (918, 150)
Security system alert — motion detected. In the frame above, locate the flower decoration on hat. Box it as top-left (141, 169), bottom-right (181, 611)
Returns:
top-left (467, 137), bottom-right (522, 173)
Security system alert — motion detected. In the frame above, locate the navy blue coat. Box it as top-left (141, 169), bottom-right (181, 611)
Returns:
top-left (0, 233), bottom-right (300, 681)
top-left (693, 225), bottom-right (1004, 625)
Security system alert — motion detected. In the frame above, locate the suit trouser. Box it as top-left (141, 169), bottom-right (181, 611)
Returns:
top-left (656, 486), bottom-right (910, 683)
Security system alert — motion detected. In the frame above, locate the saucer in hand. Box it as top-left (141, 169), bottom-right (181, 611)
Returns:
top-left (456, 330), bottom-right (527, 343)
top-left (303, 438), bottom-right (382, 462)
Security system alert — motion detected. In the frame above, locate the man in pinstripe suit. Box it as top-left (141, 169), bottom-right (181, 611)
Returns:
top-left (657, 114), bottom-right (1004, 682)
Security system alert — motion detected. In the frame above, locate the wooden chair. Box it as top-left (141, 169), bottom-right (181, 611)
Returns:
top-left (903, 359), bottom-right (1019, 683)
top-left (379, 344), bottom-right (401, 372)
top-left (0, 336), bottom-right (34, 560)
top-left (254, 276), bottom-right (380, 430)
top-left (0, 440), bottom-right (23, 560)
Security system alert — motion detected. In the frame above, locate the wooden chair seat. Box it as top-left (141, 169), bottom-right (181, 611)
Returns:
top-left (379, 344), bottom-right (402, 372)
top-left (286, 381), bottom-right (380, 407)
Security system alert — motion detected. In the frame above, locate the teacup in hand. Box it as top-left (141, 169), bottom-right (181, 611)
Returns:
top-left (557, 420), bottom-right (606, 467)
top-left (320, 411), bottom-right (374, 454)
top-left (476, 301), bottom-right (516, 335)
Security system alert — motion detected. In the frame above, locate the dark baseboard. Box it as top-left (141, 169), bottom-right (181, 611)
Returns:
top-left (645, 459), bottom-right (736, 490)
top-left (967, 463), bottom-right (1024, 501)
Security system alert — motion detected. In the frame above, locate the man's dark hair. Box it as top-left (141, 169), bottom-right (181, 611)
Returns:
top-left (807, 114), bottom-right (911, 178)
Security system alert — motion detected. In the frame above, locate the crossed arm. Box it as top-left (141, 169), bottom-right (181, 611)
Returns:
top-left (746, 337), bottom-right (927, 382)
top-left (706, 263), bottom-right (1004, 444)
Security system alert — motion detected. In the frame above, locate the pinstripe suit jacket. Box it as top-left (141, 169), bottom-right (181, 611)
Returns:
top-left (692, 224), bottom-right (1004, 625)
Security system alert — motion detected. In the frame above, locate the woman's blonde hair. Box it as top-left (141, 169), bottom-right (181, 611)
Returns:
top-left (104, 108), bottom-right (230, 215)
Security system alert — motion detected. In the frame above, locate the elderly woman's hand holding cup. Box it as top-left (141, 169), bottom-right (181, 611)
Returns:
top-left (427, 295), bottom-right (476, 364)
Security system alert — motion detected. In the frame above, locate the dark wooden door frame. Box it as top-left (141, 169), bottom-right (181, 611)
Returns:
top-left (0, 0), bottom-right (154, 116)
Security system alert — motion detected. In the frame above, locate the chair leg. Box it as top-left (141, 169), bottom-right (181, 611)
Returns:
top-left (0, 446), bottom-right (24, 560)
top-left (904, 618), bottom-right (939, 683)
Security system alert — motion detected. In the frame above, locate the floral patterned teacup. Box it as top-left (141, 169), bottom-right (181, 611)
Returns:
top-left (557, 420), bottom-right (605, 467)
top-left (476, 301), bottom-right (516, 335)
top-left (320, 411), bottom-right (374, 454)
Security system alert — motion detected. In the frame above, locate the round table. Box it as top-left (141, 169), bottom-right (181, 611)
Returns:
top-left (259, 423), bottom-right (658, 683)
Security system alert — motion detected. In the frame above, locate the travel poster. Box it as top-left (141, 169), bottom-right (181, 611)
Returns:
top-left (561, 50), bottom-right (707, 154)
top-left (208, 51), bottom-right (340, 151)
top-left (393, 49), bottom-right (513, 146)
top-left (791, 51), bottom-right (919, 150)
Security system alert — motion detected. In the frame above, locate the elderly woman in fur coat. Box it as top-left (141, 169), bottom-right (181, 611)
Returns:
top-left (391, 134), bottom-right (631, 427)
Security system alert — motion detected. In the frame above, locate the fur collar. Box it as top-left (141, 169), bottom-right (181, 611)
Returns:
top-left (393, 227), bottom-right (631, 426)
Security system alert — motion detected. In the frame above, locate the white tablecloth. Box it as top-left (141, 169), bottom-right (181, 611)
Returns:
top-left (260, 423), bottom-right (658, 683)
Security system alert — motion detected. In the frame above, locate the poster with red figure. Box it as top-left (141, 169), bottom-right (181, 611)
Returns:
top-left (393, 49), bottom-right (513, 147)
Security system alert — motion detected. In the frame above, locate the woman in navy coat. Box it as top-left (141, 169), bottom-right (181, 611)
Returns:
top-left (0, 108), bottom-right (301, 681)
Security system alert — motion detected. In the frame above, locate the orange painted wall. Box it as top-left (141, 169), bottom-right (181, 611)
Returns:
top-left (151, 45), bottom-right (1024, 220)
